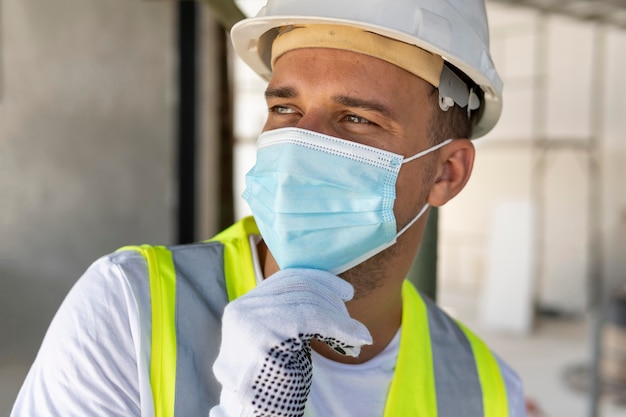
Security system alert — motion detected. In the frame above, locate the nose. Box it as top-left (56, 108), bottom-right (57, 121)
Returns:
top-left (294, 110), bottom-right (338, 138)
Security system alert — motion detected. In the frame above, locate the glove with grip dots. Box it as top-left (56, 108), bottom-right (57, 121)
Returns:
top-left (209, 268), bottom-right (372, 417)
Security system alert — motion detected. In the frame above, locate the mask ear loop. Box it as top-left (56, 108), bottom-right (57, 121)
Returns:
top-left (402, 138), bottom-right (453, 164)
top-left (397, 203), bottom-right (430, 237)
top-left (396, 138), bottom-right (453, 236)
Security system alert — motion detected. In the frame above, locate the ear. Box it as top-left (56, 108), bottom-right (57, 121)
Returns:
top-left (427, 138), bottom-right (475, 207)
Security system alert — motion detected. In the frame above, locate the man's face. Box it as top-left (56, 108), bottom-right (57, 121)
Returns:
top-left (264, 47), bottom-right (439, 234)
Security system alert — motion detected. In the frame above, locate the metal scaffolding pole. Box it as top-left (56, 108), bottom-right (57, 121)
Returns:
top-left (587, 23), bottom-right (607, 417)
top-left (531, 12), bottom-right (549, 314)
top-left (176, 1), bottom-right (200, 244)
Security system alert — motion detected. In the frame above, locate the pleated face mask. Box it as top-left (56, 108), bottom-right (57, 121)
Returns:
top-left (243, 127), bottom-right (451, 275)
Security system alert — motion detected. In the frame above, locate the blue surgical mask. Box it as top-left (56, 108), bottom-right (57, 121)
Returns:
top-left (243, 127), bottom-right (452, 275)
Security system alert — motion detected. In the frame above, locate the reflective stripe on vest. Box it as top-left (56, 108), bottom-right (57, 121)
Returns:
top-left (118, 245), bottom-right (178, 417)
top-left (458, 322), bottom-right (509, 417)
top-left (385, 282), bottom-right (509, 416)
top-left (124, 217), bottom-right (512, 416)
top-left (118, 245), bottom-right (177, 417)
top-left (208, 216), bottom-right (259, 299)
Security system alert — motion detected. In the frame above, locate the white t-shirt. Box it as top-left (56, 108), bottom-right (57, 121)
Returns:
top-left (306, 331), bottom-right (399, 416)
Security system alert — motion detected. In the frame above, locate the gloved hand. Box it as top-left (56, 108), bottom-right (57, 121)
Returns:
top-left (209, 268), bottom-right (372, 417)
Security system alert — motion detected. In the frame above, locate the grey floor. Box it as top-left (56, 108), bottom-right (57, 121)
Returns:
top-left (2, 284), bottom-right (625, 417)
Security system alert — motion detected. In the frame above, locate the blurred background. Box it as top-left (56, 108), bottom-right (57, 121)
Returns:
top-left (1, 0), bottom-right (625, 416)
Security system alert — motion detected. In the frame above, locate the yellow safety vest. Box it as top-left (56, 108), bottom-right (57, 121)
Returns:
top-left (121, 217), bottom-right (515, 417)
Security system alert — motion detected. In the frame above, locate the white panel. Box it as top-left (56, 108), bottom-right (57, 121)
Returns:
top-left (540, 152), bottom-right (589, 312)
top-left (480, 200), bottom-right (535, 334)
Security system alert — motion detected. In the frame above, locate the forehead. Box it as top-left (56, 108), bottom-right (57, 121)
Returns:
top-left (269, 48), bottom-right (434, 110)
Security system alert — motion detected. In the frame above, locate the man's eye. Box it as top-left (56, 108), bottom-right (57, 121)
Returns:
top-left (345, 114), bottom-right (371, 124)
top-left (269, 105), bottom-right (295, 114)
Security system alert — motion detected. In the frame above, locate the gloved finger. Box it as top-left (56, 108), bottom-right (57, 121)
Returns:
top-left (319, 317), bottom-right (373, 357)
top-left (297, 306), bottom-right (372, 357)
top-left (264, 268), bottom-right (355, 302)
top-left (324, 340), bottom-right (364, 358)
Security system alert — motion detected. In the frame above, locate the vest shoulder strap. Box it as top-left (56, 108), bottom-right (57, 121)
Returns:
top-left (385, 280), bottom-right (511, 417)
top-left (119, 218), bottom-right (260, 417)
top-left (118, 244), bottom-right (178, 417)
top-left (119, 240), bottom-right (233, 417)
top-left (208, 216), bottom-right (260, 300)
top-left (456, 321), bottom-right (510, 417)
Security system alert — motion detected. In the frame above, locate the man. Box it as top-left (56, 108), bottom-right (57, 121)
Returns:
top-left (12, 0), bottom-right (526, 416)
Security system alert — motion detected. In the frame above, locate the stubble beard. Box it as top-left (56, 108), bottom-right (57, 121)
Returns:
top-left (339, 243), bottom-right (398, 301)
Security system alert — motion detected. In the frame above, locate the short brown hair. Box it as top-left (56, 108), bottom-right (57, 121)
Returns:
top-left (427, 88), bottom-right (473, 144)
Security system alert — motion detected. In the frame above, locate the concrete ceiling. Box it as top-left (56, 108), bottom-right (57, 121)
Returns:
top-left (490, 0), bottom-right (626, 28)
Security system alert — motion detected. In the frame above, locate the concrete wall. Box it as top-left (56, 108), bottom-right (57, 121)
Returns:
top-left (0, 0), bottom-right (177, 412)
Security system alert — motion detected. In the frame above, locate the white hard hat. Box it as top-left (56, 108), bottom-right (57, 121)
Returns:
top-left (231, 0), bottom-right (503, 138)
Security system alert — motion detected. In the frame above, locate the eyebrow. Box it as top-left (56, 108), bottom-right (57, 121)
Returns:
top-left (264, 87), bottom-right (394, 119)
top-left (333, 95), bottom-right (393, 119)
top-left (265, 86), bottom-right (298, 99)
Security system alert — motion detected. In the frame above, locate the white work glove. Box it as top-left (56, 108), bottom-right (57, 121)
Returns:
top-left (209, 268), bottom-right (372, 417)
